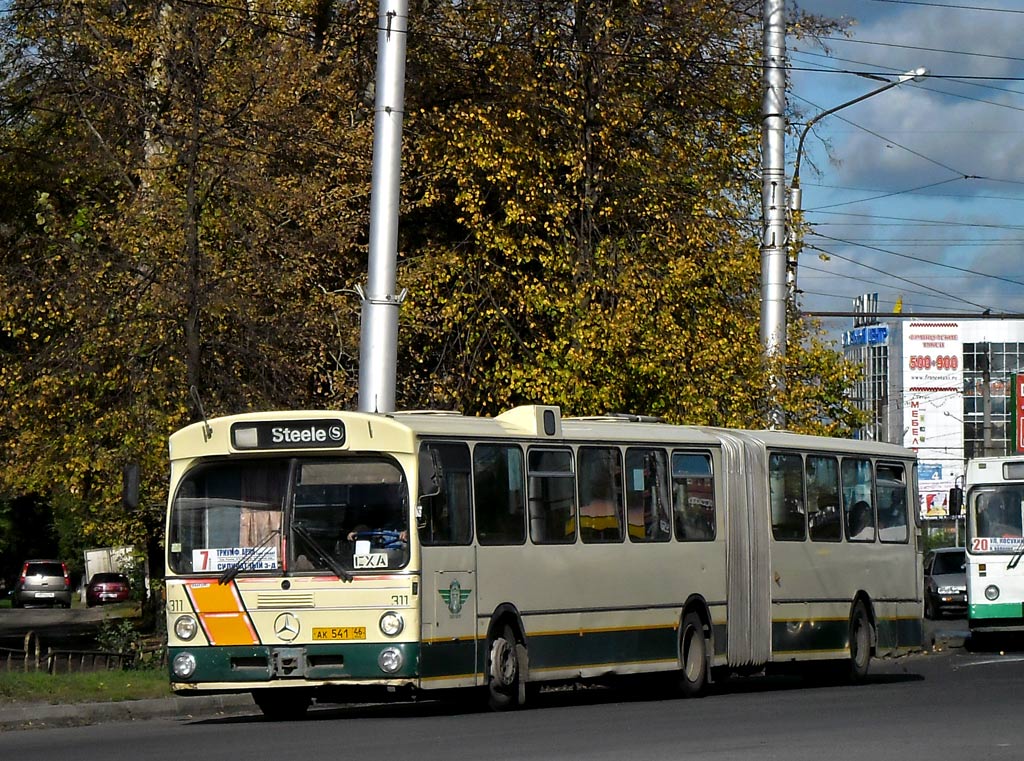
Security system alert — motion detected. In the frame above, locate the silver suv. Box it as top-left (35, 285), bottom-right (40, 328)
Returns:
top-left (13, 559), bottom-right (72, 608)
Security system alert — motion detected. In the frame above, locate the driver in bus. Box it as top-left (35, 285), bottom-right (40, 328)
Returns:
top-left (978, 493), bottom-right (1020, 538)
top-left (347, 524), bottom-right (409, 548)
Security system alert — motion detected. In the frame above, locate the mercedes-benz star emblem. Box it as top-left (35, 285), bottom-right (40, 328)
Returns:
top-left (273, 613), bottom-right (300, 642)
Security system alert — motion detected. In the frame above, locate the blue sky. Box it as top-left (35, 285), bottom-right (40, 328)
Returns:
top-left (785, 0), bottom-right (1024, 337)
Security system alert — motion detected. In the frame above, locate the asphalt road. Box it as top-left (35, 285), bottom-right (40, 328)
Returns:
top-left (4, 635), bottom-right (1024, 760)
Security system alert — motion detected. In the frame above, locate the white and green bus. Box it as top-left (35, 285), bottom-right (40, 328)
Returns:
top-left (164, 405), bottom-right (923, 718)
top-left (960, 457), bottom-right (1024, 638)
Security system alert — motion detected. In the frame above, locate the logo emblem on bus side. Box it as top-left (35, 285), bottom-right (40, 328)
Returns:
top-left (274, 613), bottom-right (300, 641)
top-left (439, 579), bottom-right (471, 617)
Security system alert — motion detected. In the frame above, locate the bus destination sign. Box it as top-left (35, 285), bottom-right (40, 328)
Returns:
top-left (230, 419), bottom-right (346, 450)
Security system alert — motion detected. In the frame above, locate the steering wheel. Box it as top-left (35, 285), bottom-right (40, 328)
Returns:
top-left (352, 529), bottom-right (406, 548)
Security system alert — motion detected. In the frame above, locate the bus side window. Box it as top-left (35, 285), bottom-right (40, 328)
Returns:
top-left (841, 457), bottom-right (876, 542)
top-left (474, 444), bottom-right (526, 545)
top-left (577, 447), bottom-right (625, 544)
top-left (671, 451), bottom-right (715, 541)
top-left (625, 448), bottom-right (671, 542)
top-left (418, 442), bottom-right (473, 546)
top-left (527, 448), bottom-right (576, 544)
top-left (876, 463), bottom-right (909, 543)
top-left (769, 452), bottom-right (806, 541)
top-left (806, 455), bottom-right (841, 542)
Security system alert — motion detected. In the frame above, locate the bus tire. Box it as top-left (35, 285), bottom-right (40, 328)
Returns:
top-left (488, 624), bottom-right (524, 711)
top-left (848, 601), bottom-right (873, 683)
top-left (678, 611), bottom-right (709, 697)
top-left (252, 688), bottom-right (311, 720)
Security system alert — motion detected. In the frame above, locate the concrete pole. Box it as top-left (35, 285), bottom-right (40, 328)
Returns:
top-left (358, 0), bottom-right (409, 414)
top-left (761, 0), bottom-right (788, 429)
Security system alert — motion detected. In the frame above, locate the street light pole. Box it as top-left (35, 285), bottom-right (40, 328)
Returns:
top-left (760, 0), bottom-right (788, 429)
top-left (788, 67), bottom-right (927, 301)
top-left (358, 0), bottom-right (410, 414)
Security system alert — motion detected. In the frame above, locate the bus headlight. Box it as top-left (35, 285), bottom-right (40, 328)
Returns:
top-left (172, 652), bottom-right (197, 679)
top-left (174, 615), bottom-right (199, 641)
top-left (379, 611), bottom-right (404, 637)
top-left (378, 647), bottom-right (403, 673)
top-left (985, 585), bottom-right (1000, 601)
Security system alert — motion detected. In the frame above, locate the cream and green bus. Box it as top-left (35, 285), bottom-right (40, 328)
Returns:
top-left (164, 405), bottom-right (922, 718)
top-left (960, 457), bottom-right (1024, 641)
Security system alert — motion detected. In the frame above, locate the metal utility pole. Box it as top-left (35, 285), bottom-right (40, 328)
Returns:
top-left (760, 0), bottom-right (788, 429)
top-left (358, 0), bottom-right (409, 414)
top-left (981, 342), bottom-right (993, 456)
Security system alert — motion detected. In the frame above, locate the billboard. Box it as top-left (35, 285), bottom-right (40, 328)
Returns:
top-left (902, 322), bottom-right (963, 518)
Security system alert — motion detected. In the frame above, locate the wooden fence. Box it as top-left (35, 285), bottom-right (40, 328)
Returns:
top-left (0, 631), bottom-right (165, 673)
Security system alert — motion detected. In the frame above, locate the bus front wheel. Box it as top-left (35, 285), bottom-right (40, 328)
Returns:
top-left (488, 624), bottom-right (525, 710)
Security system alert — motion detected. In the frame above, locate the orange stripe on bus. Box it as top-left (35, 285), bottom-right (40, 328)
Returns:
top-left (185, 582), bottom-right (259, 646)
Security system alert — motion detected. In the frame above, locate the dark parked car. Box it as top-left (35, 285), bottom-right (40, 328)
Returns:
top-left (13, 559), bottom-right (72, 608)
top-left (924, 546), bottom-right (967, 619)
top-left (86, 572), bottom-right (132, 607)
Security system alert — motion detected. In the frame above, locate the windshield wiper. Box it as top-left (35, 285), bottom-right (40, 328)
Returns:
top-left (218, 529), bottom-right (281, 585)
top-left (1007, 541), bottom-right (1024, 570)
top-left (292, 521), bottom-right (352, 582)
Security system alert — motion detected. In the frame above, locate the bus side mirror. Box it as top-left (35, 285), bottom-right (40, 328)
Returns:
top-left (949, 486), bottom-right (963, 517)
top-left (417, 449), bottom-right (443, 529)
top-left (418, 449), bottom-right (443, 500)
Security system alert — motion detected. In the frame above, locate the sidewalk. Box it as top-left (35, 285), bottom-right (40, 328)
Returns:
top-left (0, 693), bottom-right (257, 732)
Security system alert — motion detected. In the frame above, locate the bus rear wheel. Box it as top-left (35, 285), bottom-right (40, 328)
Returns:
top-left (678, 611), bottom-right (709, 697)
top-left (252, 688), bottom-right (311, 720)
top-left (488, 625), bottom-right (525, 711)
top-left (848, 602), bottom-right (873, 683)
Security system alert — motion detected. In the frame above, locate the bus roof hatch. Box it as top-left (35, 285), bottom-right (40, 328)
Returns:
top-left (495, 405), bottom-right (562, 438)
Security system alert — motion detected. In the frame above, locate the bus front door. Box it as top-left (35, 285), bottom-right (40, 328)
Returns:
top-left (421, 550), bottom-right (478, 689)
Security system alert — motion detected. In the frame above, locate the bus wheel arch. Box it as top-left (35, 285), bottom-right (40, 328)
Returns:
top-left (677, 599), bottom-right (712, 697)
top-left (485, 605), bottom-right (528, 710)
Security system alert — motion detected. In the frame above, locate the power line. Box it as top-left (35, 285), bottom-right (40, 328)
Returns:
top-left (806, 178), bottom-right (972, 212)
top-left (790, 52), bottom-right (1024, 114)
top-left (798, 264), bottom-right (958, 303)
top-left (812, 34), bottom-right (1024, 64)
top-left (803, 180), bottom-right (1024, 205)
top-left (869, 0), bottom-right (1024, 14)
top-left (788, 91), bottom-right (969, 177)
top-left (809, 209), bottom-right (1024, 231)
top-left (811, 232), bottom-right (1024, 288)
top-left (805, 244), bottom-right (994, 311)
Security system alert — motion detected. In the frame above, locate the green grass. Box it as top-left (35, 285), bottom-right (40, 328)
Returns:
top-left (0, 668), bottom-right (172, 704)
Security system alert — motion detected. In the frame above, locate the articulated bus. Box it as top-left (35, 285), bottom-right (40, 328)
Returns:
top-left (164, 405), bottom-right (923, 718)
top-left (962, 457), bottom-right (1024, 640)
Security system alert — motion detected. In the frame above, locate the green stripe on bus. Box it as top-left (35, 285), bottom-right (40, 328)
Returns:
top-left (970, 602), bottom-right (1024, 619)
top-left (523, 627), bottom-right (679, 672)
top-left (771, 616), bottom-right (921, 654)
top-left (168, 642), bottom-right (419, 683)
top-left (772, 619), bottom-right (848, 653)
top-left (421, 626), bottom-right (682, 680)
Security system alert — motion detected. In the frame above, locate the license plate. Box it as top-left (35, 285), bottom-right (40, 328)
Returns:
top-left (35, 592), bottom-right (55, 598)
top-left (312, 627), bottom-right (366, 641)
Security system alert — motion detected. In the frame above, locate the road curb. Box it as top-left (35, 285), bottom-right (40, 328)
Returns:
top-left (0, 693), bottom-right (257, 732)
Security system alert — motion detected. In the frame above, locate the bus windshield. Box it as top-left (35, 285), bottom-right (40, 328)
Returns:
top-left (168, 457), bottom-right (409, 575)
top-left (969, 486), bottom-right (1024, 552)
